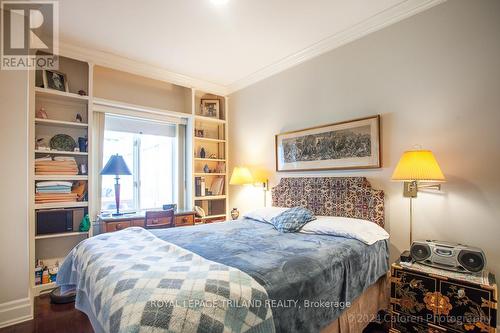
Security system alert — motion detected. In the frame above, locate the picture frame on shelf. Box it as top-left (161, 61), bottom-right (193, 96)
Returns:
top-left (201, 99), bottom-right (220, 119)
top-left (195, 129), bottom-right (204, 137)
top-left (42, 69), bottom-right (69, 92)
top-left (275, 115), bottom-right (381, 171)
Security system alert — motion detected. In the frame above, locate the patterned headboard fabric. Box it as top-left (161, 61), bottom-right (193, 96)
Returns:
top-left (271, 177), bottom-right (385, 227)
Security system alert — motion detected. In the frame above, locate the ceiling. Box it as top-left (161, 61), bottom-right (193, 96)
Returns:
top-left (58, 0), bottom-right (443, 92)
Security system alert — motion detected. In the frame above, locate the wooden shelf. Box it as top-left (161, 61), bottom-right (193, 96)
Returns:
top-left (35, 175), bottom-right (88, 181)
top-left (35, 87), bottom-right (89, 103)
top-left (35, 149), bottom-right (88, 156)
top-left (35, 231), bottom-right (88, 240)
top-left (194, 195), bottom-right (226, 200)
top-left (34, 201), bottom-right (88, 210)
top-left (194, 173), bottom-right (226, 176)
top-left (194, 137), bottom-right (226, 143)
top-left (195, 115), bottom-right (226, 124)
top-left (194, 158), bottom-right (226, 162)
top-left (33, 282), bottom-right (57, 294)
top-left (35, 118), bottom-right (88, 128)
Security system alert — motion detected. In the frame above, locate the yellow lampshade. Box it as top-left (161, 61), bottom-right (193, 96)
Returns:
top-left (392, 150), bottom-right (445, 182)
top-left (229, 166), bottom-right (254, 185)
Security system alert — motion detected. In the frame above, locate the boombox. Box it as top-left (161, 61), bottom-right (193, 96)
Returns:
top-left (410, 240), bottom-right (486, 274)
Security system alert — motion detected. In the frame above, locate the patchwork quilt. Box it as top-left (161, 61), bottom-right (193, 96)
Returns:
top-left (57, 227), bottom-right (275, 333)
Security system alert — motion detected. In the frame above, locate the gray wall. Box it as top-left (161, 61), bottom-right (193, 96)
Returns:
top-left (229, 0), bottom-right (500, 283)
top-left (0, 70), bottom-right (31, 325)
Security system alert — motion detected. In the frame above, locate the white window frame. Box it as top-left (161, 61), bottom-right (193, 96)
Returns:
top-left (101, 128), bottom-right (178, 212)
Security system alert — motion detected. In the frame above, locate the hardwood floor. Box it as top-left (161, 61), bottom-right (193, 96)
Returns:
top-left (0, 295), bottom-right (93, 333)
top-left (0, 296), bottom-right (388, 333)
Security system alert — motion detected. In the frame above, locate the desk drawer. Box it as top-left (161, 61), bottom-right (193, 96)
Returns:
top-left (130, 219), bottom-right (145, 228)
top-left (106, 221), bottom-right (131, 232)
top-left (175, 214), bottom-right (194, 227)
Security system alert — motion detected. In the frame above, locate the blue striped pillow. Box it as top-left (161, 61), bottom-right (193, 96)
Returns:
top-left (270, 207), bottom-right (316, 233)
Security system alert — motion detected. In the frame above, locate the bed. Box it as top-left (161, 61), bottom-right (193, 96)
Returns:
top-left (57, 177), bottom-right (389, 333)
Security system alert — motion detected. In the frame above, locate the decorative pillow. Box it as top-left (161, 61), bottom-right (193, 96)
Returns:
top-left (270, 207), bottom-right (316, 233)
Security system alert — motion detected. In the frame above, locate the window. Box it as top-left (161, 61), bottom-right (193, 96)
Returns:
top-left (101, 115), bottom-right (179, 212)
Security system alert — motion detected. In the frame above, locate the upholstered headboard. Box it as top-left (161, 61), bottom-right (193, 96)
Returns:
top-left (271, 177), bottom-right (385, 227)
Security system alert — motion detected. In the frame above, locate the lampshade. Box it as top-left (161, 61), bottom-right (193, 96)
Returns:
top-left (229, 166), bottom-right (254, 185)
top-left (391, 150), bottom-right (445, 182)
top-left (100, 154), bottom-right (132, 176)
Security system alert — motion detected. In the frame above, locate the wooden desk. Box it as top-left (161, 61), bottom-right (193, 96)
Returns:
top-left (98, 209), bottom-right (196, 233)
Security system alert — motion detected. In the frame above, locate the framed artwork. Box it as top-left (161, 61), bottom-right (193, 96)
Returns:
top-left (195, 129), bottom-right (204, 137)
top-left (43, 69), bottom-right (69, 92)
top-left (275, 115), bottom-right (381, 171)
top-left (201, 99), bottom-right (220, 118)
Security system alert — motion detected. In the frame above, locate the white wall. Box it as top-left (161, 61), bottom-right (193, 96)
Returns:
top-left (229, 0), bottom-right (500, 282)
top-left (0, 70), bottom-right (32, 326)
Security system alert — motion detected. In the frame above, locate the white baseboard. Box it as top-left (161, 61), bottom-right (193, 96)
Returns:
top-left (0, 297), bottom-right (33, 329)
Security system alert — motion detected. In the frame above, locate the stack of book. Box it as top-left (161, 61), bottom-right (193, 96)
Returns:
top-left (195, 176), bottom-right (225, 197)
top-left (35, 181), bottom-right (77, 204)
top-left (35, 156), bottom-right (78, 175)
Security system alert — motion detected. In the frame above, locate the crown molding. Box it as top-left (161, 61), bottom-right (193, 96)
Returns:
top-left (59, 42), bottom-right (229, 96)
top-left (227, 0), bottom-right (446, 94)
top-left (58, 0), bottom-right (444, 96)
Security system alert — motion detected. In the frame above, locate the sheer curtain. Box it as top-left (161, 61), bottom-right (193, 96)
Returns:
top-left (91, 111), bottom-right (106, 223)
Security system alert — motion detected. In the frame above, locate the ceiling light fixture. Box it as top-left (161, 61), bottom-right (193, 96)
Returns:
top-left (211, 0), bottom-right (229, 5)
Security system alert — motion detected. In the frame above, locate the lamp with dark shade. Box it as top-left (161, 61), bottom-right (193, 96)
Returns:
top-left (100, 154), bottom-right (132, 216)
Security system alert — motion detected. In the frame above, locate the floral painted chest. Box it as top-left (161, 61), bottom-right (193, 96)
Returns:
top-left (390, 261), bottom-right (497, 333)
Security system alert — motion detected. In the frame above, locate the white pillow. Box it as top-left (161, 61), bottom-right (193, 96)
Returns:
top-left (243, 207), bottom-right (289, 223)
top-left (299, 216), bottom-right (389, 245)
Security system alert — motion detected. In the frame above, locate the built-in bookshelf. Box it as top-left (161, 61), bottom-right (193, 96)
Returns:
top-left (28, 54), bottom-right (229, 296)
top-left (191, 91), bottom-right (229, 222)
top-left (29, 53), bottom-right (93, 295)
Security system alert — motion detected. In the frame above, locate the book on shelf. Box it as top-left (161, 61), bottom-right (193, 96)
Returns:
top-left (200, 177), bottom-right (206, 196)
top-left (210, 176), bottom-right (224, 196)
top-left (195, 177), bottom-right (207, 197)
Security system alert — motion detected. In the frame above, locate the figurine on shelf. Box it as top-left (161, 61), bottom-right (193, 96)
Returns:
top-left (78, 136), bottom-right (88, 152)
top-left (36, 136), bottom-right (50, 150)
top-left (75, 113), bottom-right (83, 123)
top-left (36, 107), bottom-right (48, 119)
top-left (215, 162), bottom-right (225, 173)
top-left (208, 153), bottom-right (217, 159)
top-left (203, 164), bottom-right (210, 173)
top-left (78, 89), bottom-right (87, 96)
top-left (200, 147), bottom-right (206, 158)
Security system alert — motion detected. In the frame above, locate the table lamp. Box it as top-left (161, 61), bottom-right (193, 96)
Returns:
top-left (100, 154), bottom-right (132, 216)
top-left (229, 166), bottom-right (255, 219)
top-left (391, 149), bottom-right (445, 245)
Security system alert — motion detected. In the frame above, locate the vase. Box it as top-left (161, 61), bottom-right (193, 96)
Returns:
top-left (231, 208), bottom-right (239, 220)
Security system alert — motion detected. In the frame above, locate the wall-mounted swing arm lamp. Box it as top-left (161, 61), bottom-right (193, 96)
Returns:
top-left (229, 166), bottom-right (269, 207)
top-left (391, 149), bottom-right (446, 245)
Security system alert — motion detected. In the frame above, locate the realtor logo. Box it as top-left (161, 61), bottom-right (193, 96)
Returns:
top-left (1, 1), bottom-right (58, 70)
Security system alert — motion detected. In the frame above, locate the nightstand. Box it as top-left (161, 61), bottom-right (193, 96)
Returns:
top-left (390, 260), bottom-right (497, 333)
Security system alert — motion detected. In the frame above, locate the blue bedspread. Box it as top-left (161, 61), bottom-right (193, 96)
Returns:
top-left (151, 218), bottom-right (389, 333)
